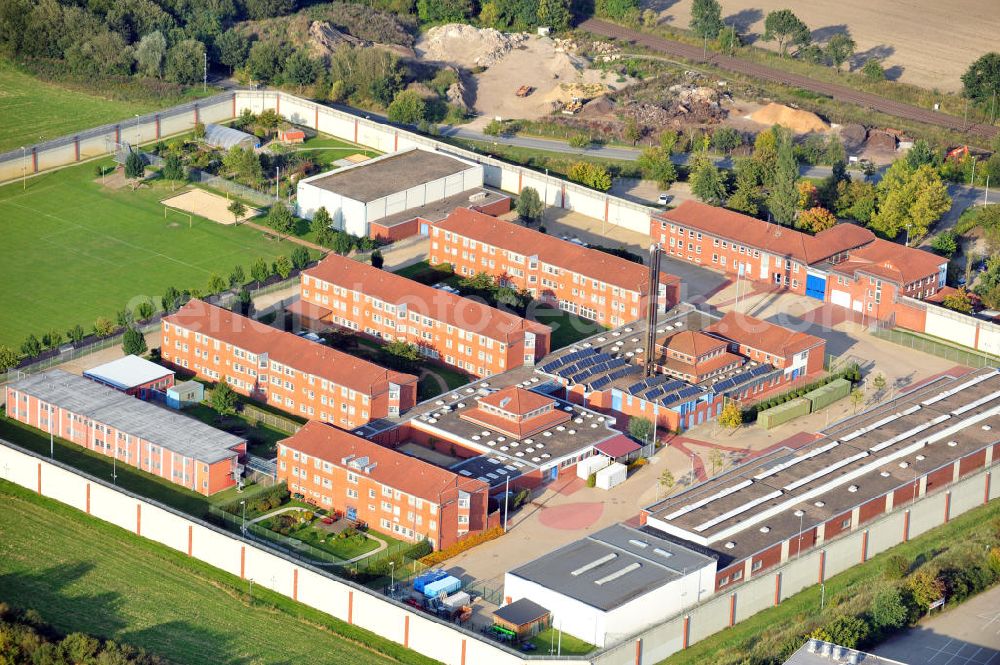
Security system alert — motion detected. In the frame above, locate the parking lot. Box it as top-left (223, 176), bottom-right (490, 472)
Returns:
top-left (873, 585), bottom-right (1000, 665)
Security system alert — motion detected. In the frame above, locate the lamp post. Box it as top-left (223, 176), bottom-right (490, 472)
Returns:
top-left (389, 560), bottom-right (395, 595)
top-left (112, 452), bottom-right (117, 485)
top-left (690, 452), bottom-right (696, 481)
top-left (241, 499), bottom-right (247, 535)
top-left (134, 114), bottom-right (141, 147)
top-left (503, 473), bottom-right (510, 533)
top-left (794, 509), bottom-right (805, 559)
top-left (20, 146), bottom-right (26, 190)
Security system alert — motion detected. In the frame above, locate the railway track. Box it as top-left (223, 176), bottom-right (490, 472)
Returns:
top-left (580, 18), bottom-right (998, 141)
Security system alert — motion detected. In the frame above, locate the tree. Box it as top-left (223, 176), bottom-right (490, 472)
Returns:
top-left (417, 0), bottom-right (472, 23)
top-left (719, 401), bottom-right (742, 431)
top-left (850, 388), bottom-right (864, 413)
top-left (290, 245), bottom-right (310, 270)
top-left (211, 379), bottom-right (238, 416)
top-left (942, 287), bottom-right (974, 314)
top-left (229, 264), bottom-right (246, 288)
top-left (961, 52), bottom-right (1000, 104)
top-left (134, 301), bottom-right (154, 320)
top-left (479, 1), bottom-right (502, 27)
top-left (207, 273), bottom-right (227, 293)
top-left (628, 416), bottom-right (654, 444)
top-left (283, 50), bottom-right (318, 90)
top-left (752, 128), bottom-right (779, 184)
top-left (824, 33), bottom-right (855, 71)
top-left (797, 180), bottom-right (819, 210)
top-left (824, 615), bottom-right (870, 649)
top-left (370, 249), bottom-right (384, 269)
top-left (767, 126), bottom-right (798, 225)
top-left (250, 257), bottom-right (270, 286)
top-left (658, 469), bottom-right (675, 494)
top-left (689, 0), bottom-right (723, 39)
top-left (567, 161), bottom-right (612, 191)
top-left (862, 58), bottom-right (885, 82)
top-left (216, 28), bottom-right (249, 74)
top-left (383, 340), bottom-right (421, 368)
top-left (330, 231), bottom-right (355, 256)
top-left (638, 146), bottom-right (678, 188)
top-left (0, 345), bottom-right (18, 372)
top-left (66, 324), bottom-right (86, 344)
top-left (763, 10), bottom-right (810, 55)
top-left (798, 207), bottom-right (838, 232)
top-left (20, 334), bottom-right (42, 358)
top-left (708, 449), bottom-right (724, 475)
top-left (711, 126), bottom-right (742, 153)
top-left (537, 0), bottom-right (571, 30)
top-left (165, 39), bottom-right (205, 85)
top-left (266, 203), bottom-right (295, 237)
top-left (122, 326), bottom-right (147, 356)
top-left (869, 585), bottom-right (909, 632)
top-left (161, 154), bottom-right (185, 183)
top-left (871, 162), bottom-right (951, 240)
top-left (872, 373), bottom-right (887, 400)
top-left (42, 330), bottom-right (63, 349)
top-left (906, 139), bottom-right (938, 169)
top-left (930, 230), bottom-right (958, 257)
top-left (94, 316), bottom-right (115, 338)
top-left (243, 0), bottom-right (296, 20)
top-left (387, 90), bottom-right (427, 125)
top-left (595, 0), bottom-right (639, 21)
top-left (246, 39), bottom-right (288, 84)
top-left (124, 150), bottom-right (145, 180)
top-left (274, 255), bottom-right (293, 279)
top-left (516, 187), bottom-right (544, 223)
top-left (228, 200), bottom-right (247, 225)
top-left (134, 31), bottom-right (166, 78)
top-left (623, 117), bottom-right (642, 146)
top-left (690, 157), bottom-right (728, 205)
top-left (835, 179), bottom-right (877, 223)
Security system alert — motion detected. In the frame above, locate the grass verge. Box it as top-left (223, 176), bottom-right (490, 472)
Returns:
top-left (0, 479), bottom-right (440, 665)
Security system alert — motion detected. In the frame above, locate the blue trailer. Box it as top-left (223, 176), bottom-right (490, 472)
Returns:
top-left (413, 570), bottom-right (449, 594)
top-left (423, 575), bottom-right (462, 599)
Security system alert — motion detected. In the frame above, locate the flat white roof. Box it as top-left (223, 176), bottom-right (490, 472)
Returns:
top-left (83, 355), bottom-right (174, 391)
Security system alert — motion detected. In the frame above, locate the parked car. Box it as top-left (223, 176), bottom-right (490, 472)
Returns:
top-left (657, 193), bottom-right (673, 205)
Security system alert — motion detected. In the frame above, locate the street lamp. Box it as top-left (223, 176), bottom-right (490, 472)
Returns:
top-left (389, 560), bottom-right (395, 595)
top-left (794, 509), bottom-right (805, 559)
top-left (241, 499), bottom-right (247, 535)
top-left (20, 146), bottom-right (26, 191)
top-left (134, 114), bottom-right (141, 147)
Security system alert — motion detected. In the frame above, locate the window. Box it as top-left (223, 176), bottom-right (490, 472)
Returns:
top-left (841, 517), bottom-right (851, 529)
top-left (731, 570), bottom-right (742, 581)
top-left (751, 560), bottom-right (763, 572)
top-left (346, 488), bottom-right (358, 499)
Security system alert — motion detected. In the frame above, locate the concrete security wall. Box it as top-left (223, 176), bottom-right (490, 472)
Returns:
top-left (0, 440), bottom-right (533, 665)
top-left (898, 297), bottom-right (1000, 357)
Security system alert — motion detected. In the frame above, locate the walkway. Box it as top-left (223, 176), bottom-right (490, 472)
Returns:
top-left (419, 368), bottom-right (448, 395)
top-left (246, 505), bottom-right (389, 564)
top-left (242, 219), bottom-right (329, 253)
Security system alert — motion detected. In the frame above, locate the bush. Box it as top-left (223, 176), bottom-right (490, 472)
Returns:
top-left (586, 472), bottom-right (597, 488)
top-left (419, 526), bottom-right (504, 566)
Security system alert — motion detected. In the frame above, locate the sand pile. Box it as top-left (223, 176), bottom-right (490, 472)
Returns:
top-left (749, 103), bottom-right (829, 133)
top-left (415, 24), bottom-right (527, 68)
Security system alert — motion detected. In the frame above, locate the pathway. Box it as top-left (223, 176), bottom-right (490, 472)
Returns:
top-left (241, 220), bottom-right (329, 253)
top-left (245, 505), bottom-right (389, 564)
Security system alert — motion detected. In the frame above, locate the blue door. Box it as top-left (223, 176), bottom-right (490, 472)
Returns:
top-left (805, 274), bottom-right (827, 300)
top-left (549, 466), bottom-right (558, 481)
top-left (420, 222), bottom-right (429, 236)
top-left (346, 506), bottom-right (357, 521)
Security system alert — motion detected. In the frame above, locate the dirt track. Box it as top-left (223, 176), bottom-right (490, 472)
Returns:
top-left (579, 19), bottom-right (998, 141)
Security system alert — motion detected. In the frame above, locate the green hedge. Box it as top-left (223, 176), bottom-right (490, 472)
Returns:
top-left (743, 363), bottom-right (860, 423)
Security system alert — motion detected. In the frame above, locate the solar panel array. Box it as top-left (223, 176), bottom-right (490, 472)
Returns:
top-left (589, 365), bottom-right (642, 391)
top-left (714, 364), bottom-right (774, 395)
top-left (640, 379), bottom-right (686, 400)
top-left (539, 348), bottom-right (598, 374)
top-left (568, 356), bottom-right (629, 384)
top-left (557, 352), bottom-right (615, 378)
top-left (660, 385), bottom-right (703, 406)
top-left (627, 373), bottom-right (678, 394)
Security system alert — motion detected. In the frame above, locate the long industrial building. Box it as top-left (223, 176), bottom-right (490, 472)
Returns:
top-left (641, 366), bottom-right (1000, 592)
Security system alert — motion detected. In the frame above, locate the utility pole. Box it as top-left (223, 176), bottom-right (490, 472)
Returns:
top-left (203, 50), bottom-right (208, 93)
top-left (20, 146), bottom-right (26, 190)
top-left (503, 474), bottom-right (510, 532)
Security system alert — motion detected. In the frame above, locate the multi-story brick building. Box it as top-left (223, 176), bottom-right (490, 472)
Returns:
top-left (294, 253), bottom-right (552, 378)
top-left (704, 311), bottom-right (826, 379)
top-left (277, 421), bottom-right (491, 550)
top-left (161, 299), bottom-right (417, 430)
top-left (652, 201), bottom-right (946, 320)
top-left (6, 370), bottom-right (246, 495)
top-left (653, 330), bottom-right (742, 384)
top-left (431, 208), bottom-right (681, 328)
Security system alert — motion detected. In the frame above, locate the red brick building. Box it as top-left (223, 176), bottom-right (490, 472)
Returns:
top-left (432, 208), bottom-right (681, 328)
top-left (294, 253), bottom-right (552, 378)
top-left (277, 421), bottom-right (491, 550)
top-left (653, 331), bottom-right (742, 384)
top-left (705, 311), bottom-right (826, 379)
top-left (161, 299), bottom-right (417, 429)
top-left (6, 370), bottom-right (246, 495)
top-left (652, 201), bottom-right (946, 320)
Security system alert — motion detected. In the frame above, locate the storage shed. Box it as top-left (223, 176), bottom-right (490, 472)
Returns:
top-left (165, 380), bottom-right (205, 409)
top-left (492, 598), bottom-right (551, 639)
top-left (84, 355), bottom-right (174, 399)
top-left (203, 123), bottom-right (259, 150)
top-left (576, 454), bottom-right (609, 479)
top-left (595, 462), bottom-right (627, 490)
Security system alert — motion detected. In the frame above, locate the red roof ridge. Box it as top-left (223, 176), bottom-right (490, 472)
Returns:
top-left (705, 311), bottom-right (823, 359)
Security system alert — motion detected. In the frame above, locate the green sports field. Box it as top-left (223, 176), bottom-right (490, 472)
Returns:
top-left (0, 160), bottom-right (304, 348)
top-left (0, 481), bottom-right (438, 665)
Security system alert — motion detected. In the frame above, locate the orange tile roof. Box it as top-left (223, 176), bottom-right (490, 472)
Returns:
top-left (437, 208), bottom-right (679, 292)
top-left (657, 201), bottom-right (875, 265)
top-left (658, 330), bottom-right (727, 358)
top-left (705, 312), bottom-right (824, 360)
top-left (832, 239), bottom-right (946, 285)
top-left (304, 253), bottom-right (551, 343)
top-left (659, 351), bottom-right (743, 380)
top-left (477, 386), bottom-right (554, 416)
top-left (164, 300), bottom-right (416, 394)
top-left (281, 421), bottom-right (485, 502)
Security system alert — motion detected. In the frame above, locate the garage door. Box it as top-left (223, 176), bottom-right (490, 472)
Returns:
top-left (805, 273), bottom-right (827, 300)
top-left (830, 289), bottom-right (851, 308)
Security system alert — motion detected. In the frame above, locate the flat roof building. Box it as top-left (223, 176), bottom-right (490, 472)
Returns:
top-left (504, 523), bottom-right (717, 647)
top-left (296, 148), bottom-right (502, 240)
top-left (295, 253), bottom-right (552, 378)
top-left (6, 370), bottom-right (246, 495)
top-left (162, 299), bottom-right (417, 429)
top-left (84, 355), bottom-right (175, 398)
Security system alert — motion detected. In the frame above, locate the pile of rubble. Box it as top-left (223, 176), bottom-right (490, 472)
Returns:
top-left (590, 40), bottom-right (621, 62)
top-left (553, 37), bottom-right (578, 53)
top-left (416, 24), bottom-right (527, 68)
top-left (308, 20), bottom-right (366, 56)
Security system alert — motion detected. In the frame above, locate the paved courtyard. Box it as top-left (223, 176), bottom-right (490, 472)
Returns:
top-left (873, 585), bottom-right (1000, 665)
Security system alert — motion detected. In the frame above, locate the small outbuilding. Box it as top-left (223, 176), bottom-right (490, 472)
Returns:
top-left (165, 380), bottom-right (205, 409)
top-left (203, 123), bottom-right (260, 150)
top-left (278, 127), bottom-right (306, 144)
top-left (492, 598), bottom-right (551, 639)
top-left (83, 355), bottom-right (174, 399)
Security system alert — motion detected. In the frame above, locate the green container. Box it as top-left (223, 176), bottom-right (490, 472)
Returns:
top-left (758, 397), bottom-right (811, 429)
top-left (804, 378), bottom-right (851, 412)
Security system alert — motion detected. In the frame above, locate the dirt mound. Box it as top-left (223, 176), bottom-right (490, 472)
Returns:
top-left (308, 20), bottom-right (364, 56)
top-left (415, 24), bottom-right (527, 68)
top-left (749, 103), bottom-right (829, 133)
top-left (579, 96), bottom-right (615, 119)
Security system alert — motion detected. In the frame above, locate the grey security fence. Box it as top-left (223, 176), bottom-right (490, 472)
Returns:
top-left (873, 327), bottom-right (998, 368)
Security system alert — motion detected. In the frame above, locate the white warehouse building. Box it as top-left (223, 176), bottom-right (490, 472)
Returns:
top-left (295, 147), bottom-right (486, 238)
top-left (503, 524), bottom-right (717, 648)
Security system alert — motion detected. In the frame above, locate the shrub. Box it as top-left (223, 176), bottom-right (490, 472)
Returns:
top-left (419, 526), bottom-right (504, 566)
top-left (586, 472), bottom-right (597, 487)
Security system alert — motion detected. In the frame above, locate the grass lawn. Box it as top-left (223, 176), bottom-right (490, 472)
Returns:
top-left (183, 402), bottom-right (289, 458)
top-left (0, 158), bottom-right (311, 347)
top-left (286, 134), bottom-right (380, 169)
top-left (532, 306), bottom-right (605, 350)
top-left (658, 495), bottom-right (1000, 665)
top-left (0, 60), bottom-right (211, 154)
top-left (530, 627), bottom-right (595, 655)
top-left (0, 480), bottom-right (439, 665)
top-left (259, 509), bottom-right (381, 561)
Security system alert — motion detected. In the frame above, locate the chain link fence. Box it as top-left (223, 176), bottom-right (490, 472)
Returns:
top-left (143, 151), bottom-right (276, 208)
top-left (873, 328), bottom-right (998, 368)
top-left (241, 404), bottom-right (302, 435)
